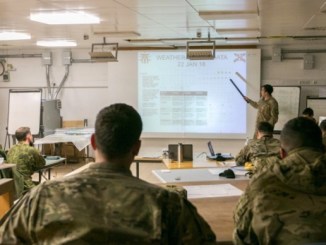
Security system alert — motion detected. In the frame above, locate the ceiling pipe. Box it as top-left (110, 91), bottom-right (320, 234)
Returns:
top-left (0, 54), bottom-right (42, 58)
top-left (71, 58), bottom-right (110, 63)
top-left (282, 49), bottom-right (326, 54)
top-left (54, 65), bottom-right (70, 99)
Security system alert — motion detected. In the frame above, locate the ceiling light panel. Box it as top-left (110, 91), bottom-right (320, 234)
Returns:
top-left (37, 40), bottom-right (77, 47)
top-left (0, 32), bottom-right (31, 40)
top-left (30, 11), bottom-right (100, 25)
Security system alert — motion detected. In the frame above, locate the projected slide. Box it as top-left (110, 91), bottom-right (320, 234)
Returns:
top-left (138, 50), bottom-right (260, 138)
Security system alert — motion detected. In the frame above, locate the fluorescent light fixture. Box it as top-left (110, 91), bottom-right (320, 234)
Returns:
top-left (37, 40), bottom-right (77, 47)
top-left (199, 10), bottom-right (258, 20)
top-left (0, 31), bottom-right (31, 40)
top-left (30, 11), bottom-right (100, 25)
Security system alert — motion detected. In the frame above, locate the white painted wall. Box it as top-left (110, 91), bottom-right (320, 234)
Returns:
top-left (1, 46), bottom-right (326, 157)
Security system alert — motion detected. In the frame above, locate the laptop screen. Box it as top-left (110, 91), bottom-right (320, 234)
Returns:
top-left (207, 141), bottom-right (215, 156)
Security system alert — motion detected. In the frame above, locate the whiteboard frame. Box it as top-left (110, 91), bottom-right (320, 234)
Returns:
top-left (7, 89), bottom-right (42, 135)
top-left (273, 86), bottom-right (301, 133)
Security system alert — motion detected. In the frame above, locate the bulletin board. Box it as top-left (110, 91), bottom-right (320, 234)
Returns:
top-left (273, 86), bottom-right (301, 132)
top-left (306, 97), bottom-right (326, 124)
top-left (7, 89), bottom-right (42, 135)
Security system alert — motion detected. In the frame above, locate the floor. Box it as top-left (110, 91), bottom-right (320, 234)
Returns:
top-left (33, 160), bottom-right (166, 184)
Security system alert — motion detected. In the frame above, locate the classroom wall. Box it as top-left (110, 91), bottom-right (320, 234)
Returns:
top-left (261, 45), bottom-right (326, 115)
top-left (1, 45), bottom-right (326, 157)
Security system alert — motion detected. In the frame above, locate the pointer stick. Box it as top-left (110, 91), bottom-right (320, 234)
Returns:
top-left (235, 72), bottom-right (247, 83)
top-left (229, 79), bottom-right (248, 103)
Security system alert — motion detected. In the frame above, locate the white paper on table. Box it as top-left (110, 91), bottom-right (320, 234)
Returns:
top-left (183, 184), bottom-right (243, 199)
top-left (208, 168), bottom-right (223, 175)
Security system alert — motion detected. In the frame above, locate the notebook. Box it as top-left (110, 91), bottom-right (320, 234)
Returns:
top-left (207, 141), bottom-right (233, 160)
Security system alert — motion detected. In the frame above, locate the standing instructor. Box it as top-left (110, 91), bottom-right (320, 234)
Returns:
top-left (245, 84), bottom-right (279, 138)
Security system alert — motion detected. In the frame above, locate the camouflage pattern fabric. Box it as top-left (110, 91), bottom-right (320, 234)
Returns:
top-left (0, 149), bottom-right (6, 161)
top-left (7, 142), bottom-right (45, 191)
top-left (249, 96), bottom-right (279, 126)
top-left (249, 97), bottom-right (279, 138)
top-left (233, 147), bottom-right (326, 245)
top-left (235, 136), bottom-right (280, 166)
top-left (323, 135), bottom-right (326, 151)
top-left (0, 162), bottom-right (217, 244)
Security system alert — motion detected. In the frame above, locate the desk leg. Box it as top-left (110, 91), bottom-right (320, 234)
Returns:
top-left (48, 169), bottom-right (51, 180)
top-left (39, 171), bottom-right (41, 183)
top-left (136, 161), bottom-right (139, 178)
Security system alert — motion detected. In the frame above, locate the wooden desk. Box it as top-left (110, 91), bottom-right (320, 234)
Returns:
top-left (168, 179), bottom-right (248, 244)
top-left (65, 157), bottom-right (163, 178)
top-left (0, 178), bottom-right (15, 219)
top-left (134, 157), bottom-right (162, 178)
top-left (37, 157), bottom-right (66, 182)
top-left (0, 163), bottom-right (16, 170)
top-left (163, 158), bottom-right (231, 169)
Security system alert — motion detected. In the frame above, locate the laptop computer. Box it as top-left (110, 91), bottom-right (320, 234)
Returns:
top-left (207, 141), bottom-right (233, 160)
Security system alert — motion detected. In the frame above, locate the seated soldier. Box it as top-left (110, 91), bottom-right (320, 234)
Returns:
top-left (233, 117), bottom-right (326, 244)
top-left (302, 107), bottom-right (317, 123)
top-left (235, 121), bottom-right (280, 166)
top-left (7, 127), bottom-right (45, 196)
top-left (0, 104), bottom-right (216, 244)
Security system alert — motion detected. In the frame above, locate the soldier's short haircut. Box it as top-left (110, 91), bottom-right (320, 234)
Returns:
top-left (15, 127), bottom-right (31, 142)
top-left (320, 119), bottom-right (326, 132)
top-left (95, 103), bottom-right (142, 159)
top-left (302, 107), bottom-right (314, 117)
top-left (262, 84), bottom-right (273, 95)
top-left (281, 117), bottom-right (323, 153)
top-left (257, 122), bottom-right (273, 135)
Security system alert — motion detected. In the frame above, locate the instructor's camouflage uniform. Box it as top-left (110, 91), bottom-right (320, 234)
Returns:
top-left (233, 147), bottom-right (326, 245)
top-left (235, 136), bottom-right (280, 166)
top-left (7, 142), bottom-right (45, 192)
top-left (249, 97), bottom-right (279, 138)
top-left (0, 162), bottom-right (217, 244)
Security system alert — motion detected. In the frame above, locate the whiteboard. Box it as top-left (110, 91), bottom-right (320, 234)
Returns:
top-left (273, 86), bottom-right (300, 132)
top-left (306, 97), bottom-right (326, 124)
top-left (7, 90), bottom-right (42, 135)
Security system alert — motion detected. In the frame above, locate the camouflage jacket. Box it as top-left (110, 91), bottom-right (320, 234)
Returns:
top-left (249, 96), bottom-right (279, 126)
top-left (323, 135), bottom-right (326, 151)
top-left (235, 136), bottom-right (280, 166)
top-left (0, 162), bottom-right (217, 244)
top-left (7, 142), bottom-right (45, 191)
top-left (233, 147), bottom-right (326, 245)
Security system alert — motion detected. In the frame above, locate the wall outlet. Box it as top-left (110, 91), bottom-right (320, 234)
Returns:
top-left (3, 71), bottom-right (10, 82)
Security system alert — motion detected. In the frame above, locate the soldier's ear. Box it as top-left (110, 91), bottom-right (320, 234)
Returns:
top-left (90, 134), bottom-right (97, 150)
top-left (280, 148), bottom-right (287, 159)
